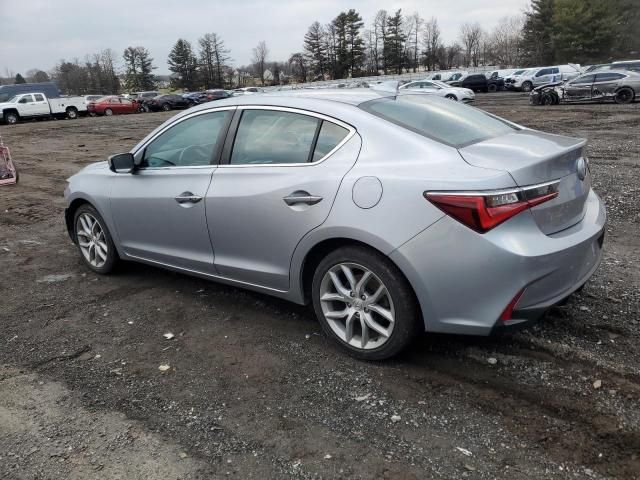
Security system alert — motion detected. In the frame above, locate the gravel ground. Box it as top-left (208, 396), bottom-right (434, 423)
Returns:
top-left (0, 92), bottom-right (638, 480)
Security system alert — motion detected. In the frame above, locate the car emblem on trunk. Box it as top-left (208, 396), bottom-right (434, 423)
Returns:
top-left (576, 158), bottom-right (587, 181)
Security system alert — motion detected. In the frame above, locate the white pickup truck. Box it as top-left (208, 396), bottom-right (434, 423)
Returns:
top-left (0, 92), bottom-right (87, 125)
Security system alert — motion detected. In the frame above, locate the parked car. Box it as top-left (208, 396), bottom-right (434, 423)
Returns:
top-left (442, 71), bottom-right (468, 83)
top-left (511, 65), bottom-right (581, 92)
top-left (232, 87), bottom-right (263, 95)
top-left (87, 96), bottom-right (141, 116)
top-left (0, 82), bottom-right (60, 103)
top-left (531, 70), bottom-right (639, 105)
top-left (582, 64), bottom-right (611, 73)
top-left (449, 73), bottom-right (502, 93)
top-left (147, 94), bottom-right (194, 111)
top-left (205, 89), bottom-right (231, 100)
top-left (504, 69), bottom-right (535, 89)
top-left (610, 60), bottom-right (640, 73)
top-left (65, 89), bottom-right (605, 360)
top-left (399, 80), bottom-right (475, 102)
top-left (0, 92), bottom-right (86, 124)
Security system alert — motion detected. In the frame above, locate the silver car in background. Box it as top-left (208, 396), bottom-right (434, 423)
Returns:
top-left (64, 90), bottom-right (606, 360)
top-left (399, 80), bottom-right (475, 103)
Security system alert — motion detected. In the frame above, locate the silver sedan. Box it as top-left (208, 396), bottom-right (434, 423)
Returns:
top-left (64, 90), bottom-right (606, 360)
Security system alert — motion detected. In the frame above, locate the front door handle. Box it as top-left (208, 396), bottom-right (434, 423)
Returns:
top-left (283, 192), bottom-right (323, 206)
top-left (174, 192), bottom-right (203, 204)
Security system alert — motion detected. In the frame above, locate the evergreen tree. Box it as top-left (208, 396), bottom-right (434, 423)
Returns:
top-left (198, 33), bottom-right (232, 89)
top-left (331, 9), bottom-right (365, 78)
top-left (303, 21), bottom-right (328, 80)
top-left (384, 9), bottom-right (406, 74)
top-left (14, 73), bottom-right (26, 84)
top-left (553, 0), bottom-right (621, 63)
top-left (168, 39), bottom-right (198, 90)
top-left (123, 46), bottom-right (155, 91)
top-left (521, 0), bottom-right (556, 66)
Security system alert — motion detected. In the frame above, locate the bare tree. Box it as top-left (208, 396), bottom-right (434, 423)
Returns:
top-left (373, 10), bottom-right (388, 74)
top-left (199, 33), bottom-right (232, 88)
top-left (460, 22), bottom-right (483, 67)
top-left (488, 15), bottom-right (524, 67)
top-left (422, 17), bottom-right (441, 70)
top-left (252, 41), bottom-right (269, 86)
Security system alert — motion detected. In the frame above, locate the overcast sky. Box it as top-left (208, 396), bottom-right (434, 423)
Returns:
top-left (1, 0), bottom-right (530, 76)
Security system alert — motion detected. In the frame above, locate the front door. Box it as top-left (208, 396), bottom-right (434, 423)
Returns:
top-left (110, 109), bottom-right (233, 272)
top-left (206, 107), bottom-right (360, 290)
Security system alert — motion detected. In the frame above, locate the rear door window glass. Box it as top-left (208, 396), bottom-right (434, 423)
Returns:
top-left (34, 94), bottom-right (45, 101)
top-left (595, 73), bottom-right (625, 82)
top-left (572, 74), bottom-right (595, 84)
top-left (312, 121), bottom-right (349, 161)
top-left (230, 110), bottom-right (320, 165)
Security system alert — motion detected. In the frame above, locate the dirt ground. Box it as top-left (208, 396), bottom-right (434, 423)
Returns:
top-left (0, 92), bottom-right (639, 480)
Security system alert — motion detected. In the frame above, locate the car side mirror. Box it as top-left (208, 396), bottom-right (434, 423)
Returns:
top-left (108, 153), bottom-right (136, 173)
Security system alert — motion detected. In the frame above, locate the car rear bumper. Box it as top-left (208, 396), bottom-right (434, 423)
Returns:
top-left (389, 189), bottom-right (606, 335)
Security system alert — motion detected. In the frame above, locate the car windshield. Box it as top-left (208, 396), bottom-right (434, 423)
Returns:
top-left (431, 81), bottom-right (450, 88)
top-left (6, 95), bottom-right (21, 103)
top-left (513, 70), bottom-right (526, 75)
top-left (360, 94), bottom-right (517, 148)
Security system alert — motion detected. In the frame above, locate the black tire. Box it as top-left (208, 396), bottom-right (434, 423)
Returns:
top-left (66, 107), bottom-right (78, 119)
top-left (4, 112), bottom-right (19, 125)
top-left (73, 204), bottom-right (119, 274)
top-left (161, 103), bottom-right (171, 111)
top-left (614, 87), bottom-right (634, 104)
top-left (487, 84), bottom-right (497, 93)
top-left (311, 246), bottom-right (421, 361)
top-left (445, 94), bottom-right (457, 101)
top-left (521, 81), bottom-right (533, 92)
top-left (89, 112), bottom-right (97, 117)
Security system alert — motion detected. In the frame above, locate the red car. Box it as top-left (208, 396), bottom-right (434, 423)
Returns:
top-left (87, 96), bottom-right (140, 116)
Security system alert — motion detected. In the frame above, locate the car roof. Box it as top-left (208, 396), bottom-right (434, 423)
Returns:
top-left (204, 88), bottom-right (392, 107)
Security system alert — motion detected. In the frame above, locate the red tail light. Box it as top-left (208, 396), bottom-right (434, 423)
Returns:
top-left (425, 180), bottom-right (559, 233)
top-left (499, 288), bottom-right (525, 321)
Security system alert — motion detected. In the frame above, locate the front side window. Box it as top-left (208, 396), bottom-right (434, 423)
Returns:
top-left (230, 110), bottom-right (320, 165)
top-left (19, 95), bottom-right (34, 103)
top-left (143, 110), bottom-right (230, 168)
top-left (360, 94), bottom-right (517, 148)
top-left (536, 68), bottom-right (552, 77)
top-left (571, 74), bottom-right (595, 85)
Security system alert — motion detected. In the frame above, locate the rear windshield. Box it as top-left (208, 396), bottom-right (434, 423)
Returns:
top-left (359, 94), bottom-right (518, 148)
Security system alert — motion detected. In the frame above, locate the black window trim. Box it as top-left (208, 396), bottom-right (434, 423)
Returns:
top-left (218, 105), bottom-right (356, 168)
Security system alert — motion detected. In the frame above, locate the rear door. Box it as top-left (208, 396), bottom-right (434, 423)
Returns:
top-left (206, 107), bottom-right (360, 290)
top-left (110, 108), bottom-right (233, 272)
top-left (31, 94), bottom-right (51, 115)
top-left (593, 72), bottom-right (626, 98)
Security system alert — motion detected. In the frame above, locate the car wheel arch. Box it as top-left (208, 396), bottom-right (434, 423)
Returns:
top-left (296, 236), bottom-right (420, 312)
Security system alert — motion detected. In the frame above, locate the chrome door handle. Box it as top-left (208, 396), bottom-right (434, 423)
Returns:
top-left (283, 193), bottom-right (323, 206)
top-left (174, 192), bottom-right (203, 204)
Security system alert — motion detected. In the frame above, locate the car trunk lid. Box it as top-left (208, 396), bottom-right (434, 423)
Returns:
top-left (458, 130), bottom-right (590, 235)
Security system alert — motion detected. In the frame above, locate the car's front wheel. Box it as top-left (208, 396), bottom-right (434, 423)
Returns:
top-left (74, 204), bottom-right (118, 274)
top-left (312, 246), bottom-right (420, 360)
top-left (521, 81), bottom-right (533, 92)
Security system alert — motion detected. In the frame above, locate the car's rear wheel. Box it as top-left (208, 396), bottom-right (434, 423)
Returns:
top-left (104, 108), bottom-right (113, 116)
top-left (445, 94), bottom-right (457, 101)
top-left (614, 87), bottom-right (634, 104)
top-left (74, 204), bottom-right (118, 274)
top-left (521, 81), bottom-right (533, 92)
top-left (312, 246), bottom-right (420, 360)
top-left (66, 107), bottom-right (78, 119)
top-left (161, 103), bottom-right (171, 111)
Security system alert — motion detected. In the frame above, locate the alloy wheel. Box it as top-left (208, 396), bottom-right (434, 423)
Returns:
top-left (76, 213), bottom-right (109, 268)
top-left (319, 263), bottom-right (395, 350)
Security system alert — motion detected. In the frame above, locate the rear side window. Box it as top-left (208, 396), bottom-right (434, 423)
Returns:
top-left (312, 121), bottom-right (349, 161)
top-left (595, 73), bottom-right (625, 82)
top-left (230, 110), bottom-right (320, 165)
top-left (360, 94), bottom-right (517, 148)
top-left (34, 94), bottom-right (45, 101)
